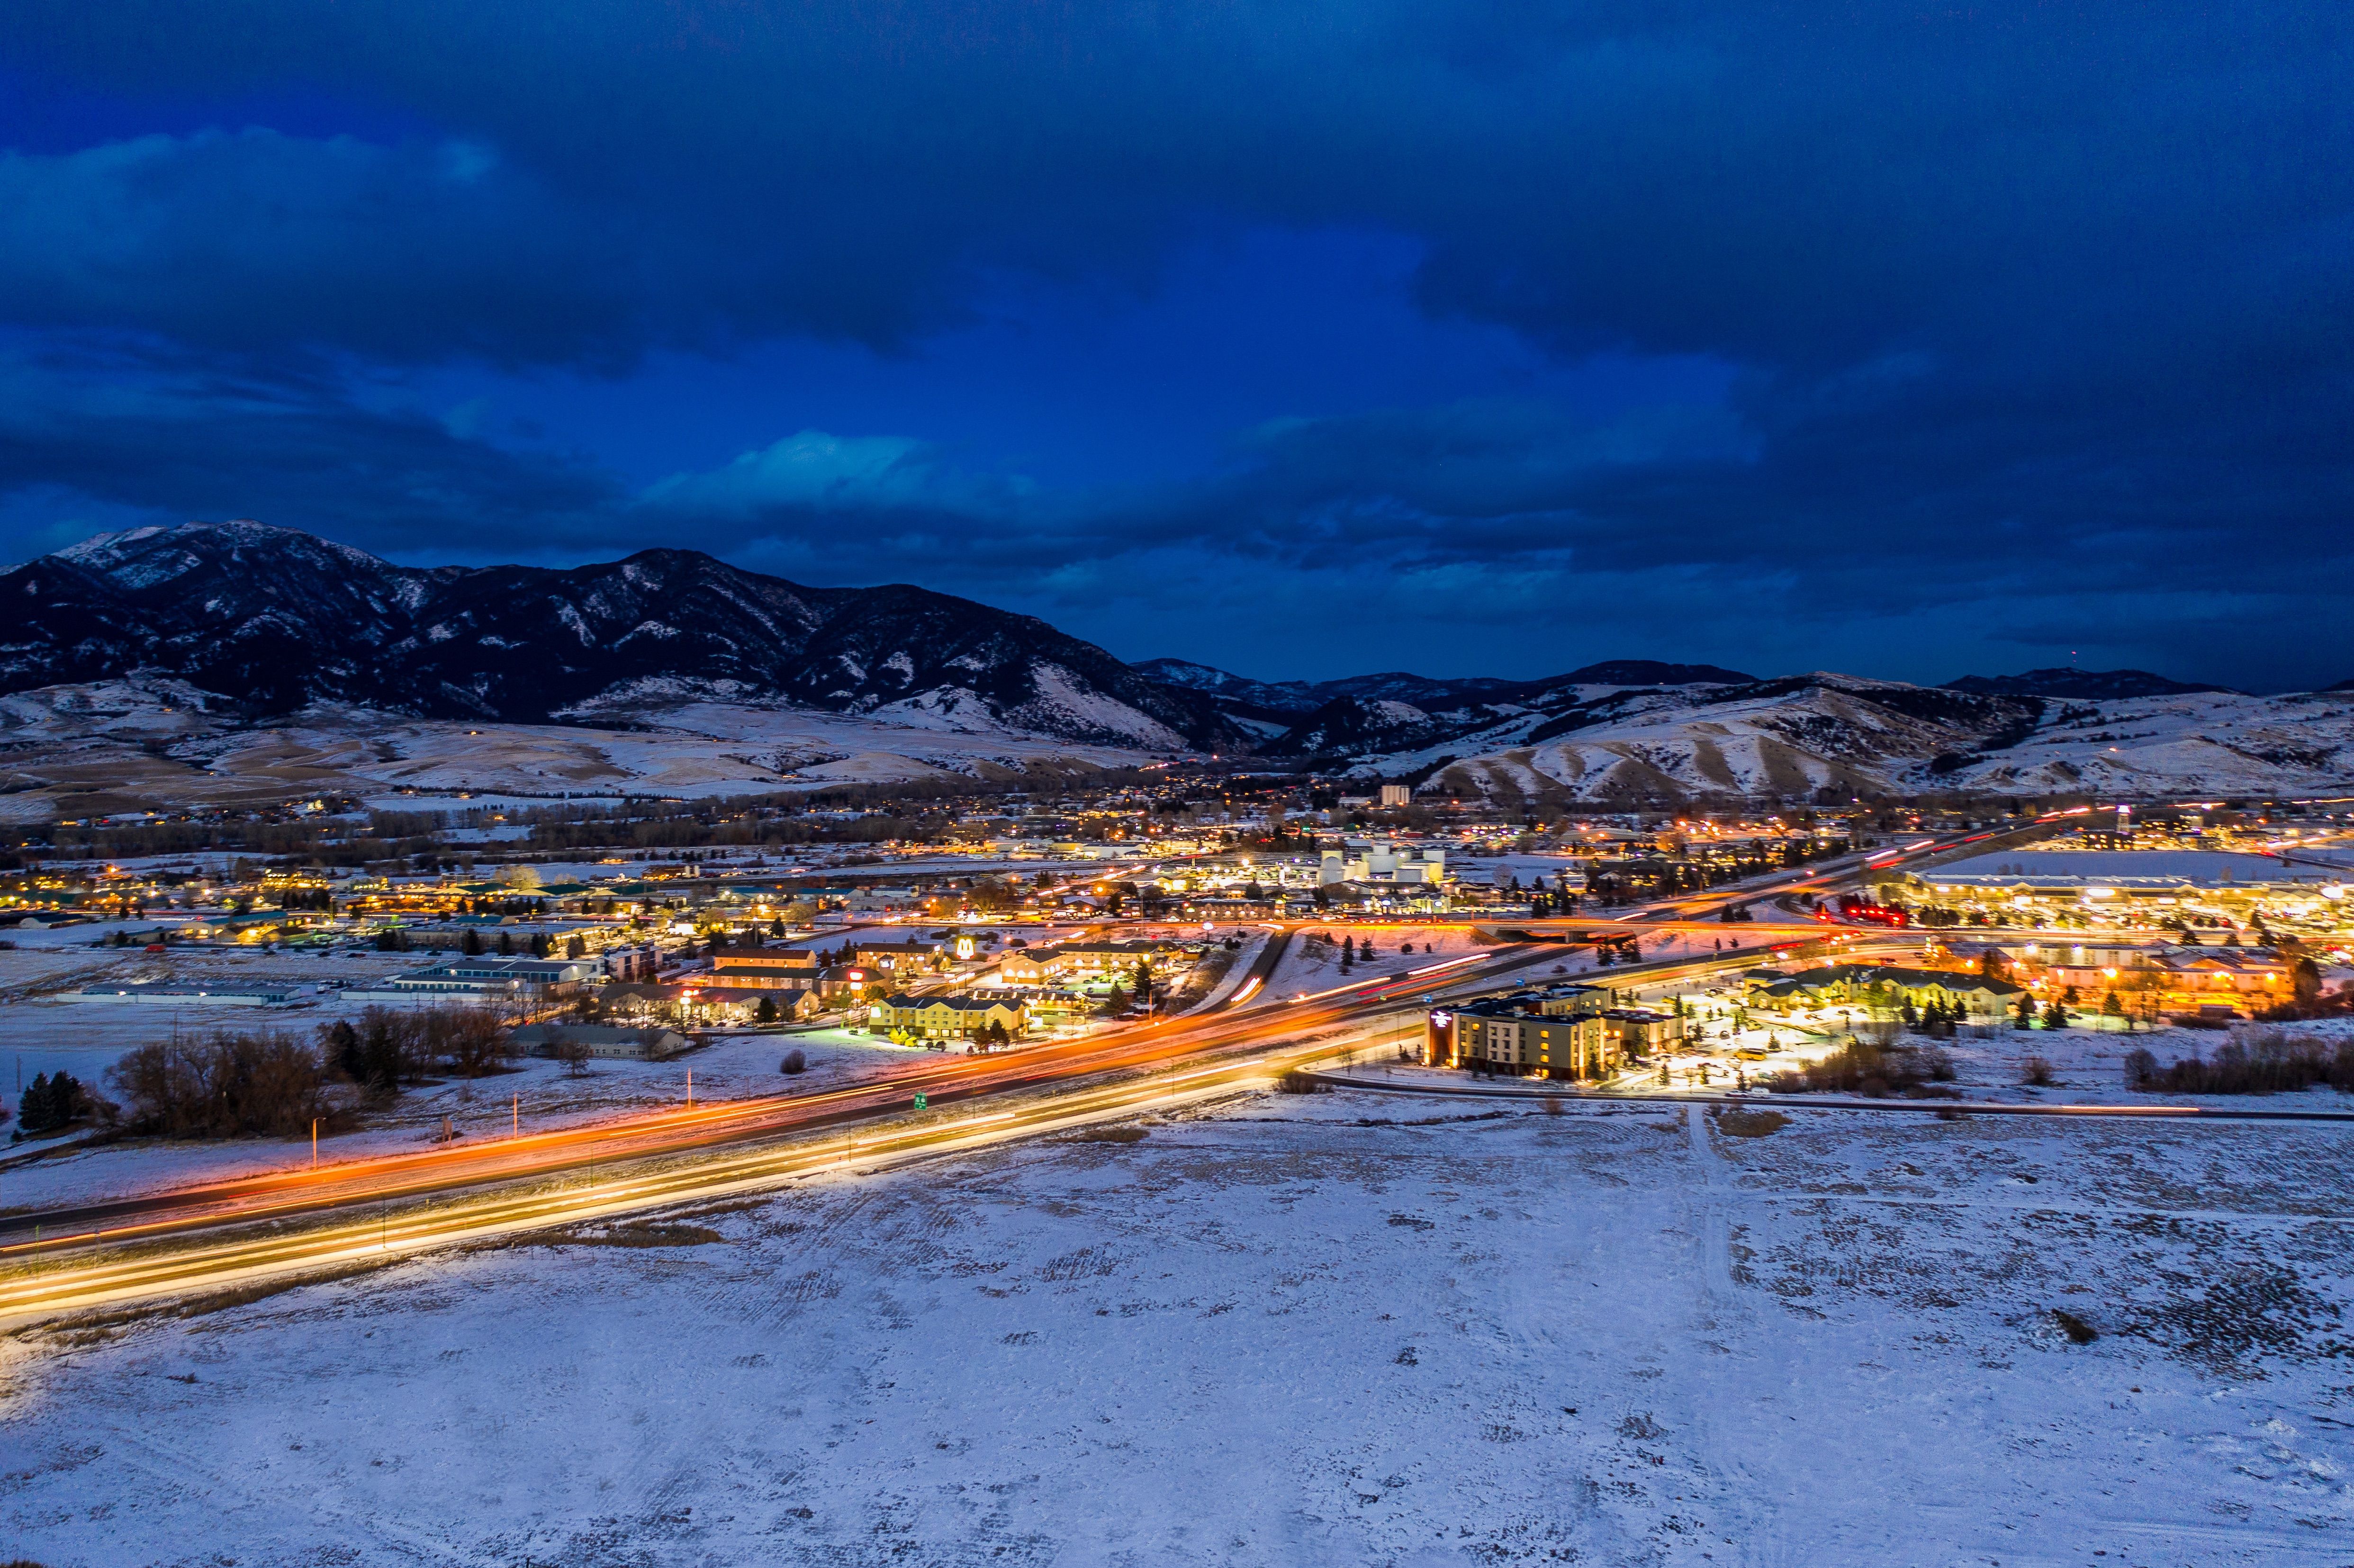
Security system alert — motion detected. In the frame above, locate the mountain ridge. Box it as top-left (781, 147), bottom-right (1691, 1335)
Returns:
top-left (1943, 667), bottom-right (2237, 700)
top-left (4, 524), bottom-right (2345, 805)
top-left (2, 522), bottom-right (1244, 751)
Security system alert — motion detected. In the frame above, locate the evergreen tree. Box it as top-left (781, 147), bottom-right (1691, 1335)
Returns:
top-left (19, 1071), bottom-right (83, 1133)
top-left (325, 1019), bottom-right (364, 1082)
top-left (2041, 999), bottom-right (2069, 1030)
top-left (2015, 993), bottom-right (2036, 1029)
top-left (461, 928), bottom-right (485, 956)
top-left (496, 930), bottom-right (515, 956)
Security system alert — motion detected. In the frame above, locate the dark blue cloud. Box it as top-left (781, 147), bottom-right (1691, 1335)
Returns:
top-left (0, 1), bottom-right (2348, 690)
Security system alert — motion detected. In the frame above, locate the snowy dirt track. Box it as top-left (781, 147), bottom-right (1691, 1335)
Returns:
top-left (5, 1095), bottom-right (2354, 1565)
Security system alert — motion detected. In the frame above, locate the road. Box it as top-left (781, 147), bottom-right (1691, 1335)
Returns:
top-left (0, 827), bottom-right (1964, 1320)
top-left (0, 939), bottom-right (1610, 1322)
top-left (0, 928), bottom-right (1564, 1255)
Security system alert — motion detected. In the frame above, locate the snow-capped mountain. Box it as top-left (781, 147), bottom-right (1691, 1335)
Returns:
top-left (1366, 675), bottom-right (2354, 805)
top-left (6, 523), bottom-right (2344, 806)
top-left (0, 522), bottom-right (1240, 751)
top-left (1140, 658), bottom-right (1757, 753)
top-left (1942, 667), bottom-right (2237, 700)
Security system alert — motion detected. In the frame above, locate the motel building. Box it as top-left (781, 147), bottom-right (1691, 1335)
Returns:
top-left (1424, 990), bottom-right (1673, 1079)
top-left (872, 993), bottom-right (1027, 1045)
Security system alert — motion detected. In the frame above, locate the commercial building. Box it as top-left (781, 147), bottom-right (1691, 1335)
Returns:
top-left (704, 944), bottom-right (822, 989)
top-left (602, 944), bottom-right (663, 982)
top-left (1319, 839), bottom-right (1448, 886)
top-left (1744, 964), bottom-right (2025, 1018)
top-left (997, 939), bottom-right (1197, 986)
top-left (1909, 849), bottom-right (2348, 912)
top-left (850, 938), bottom-right (949, 977)
top-left (77, 983), bottom-right (308, 1007)
top-left (685, 984), bottom-right (821, 1021)
top-left (1425, 988), bottom-right (1655, 1078)
top-left (346, 956), bottom-right (600, 999)
top-left (872, 993), bottom-right (1027, 1043)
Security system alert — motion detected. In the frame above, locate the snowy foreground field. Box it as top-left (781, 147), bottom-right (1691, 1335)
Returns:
top-left (7, 1090), bottom-right (2354, 1566)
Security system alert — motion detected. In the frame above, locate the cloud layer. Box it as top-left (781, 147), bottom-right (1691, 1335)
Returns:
top-left (0, 1), bottom-right (2349, 688)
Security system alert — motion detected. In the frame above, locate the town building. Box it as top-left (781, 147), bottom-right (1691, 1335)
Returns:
top-left (348, 956), bottom-right (600, 999)
top-left (1909, 848), bottom-right (2348, 912)
top-left (850, 938), bottom-right (949, 977)
top-left (1425, 991), bottom-right (1648, 1078)
top-left (1018, 990), bottom-right (1097, 1029)
top-left (77, 983), bottom-right (309, 1007)
top-left (871, 993), bottom-right (1027, 1043)
top-left (602, 944), bottom-right (663, 982)
top-left (704, 944), bottom-right (822, 989)
top-left (1318, 839), bottom-right (1448, 886)
top-left (1744, 964), bottom-right (2025, 1018)
top-left (997, 939), bottom-right (1196, 986)
top-left (683, 985), bottom-right (821, 1021)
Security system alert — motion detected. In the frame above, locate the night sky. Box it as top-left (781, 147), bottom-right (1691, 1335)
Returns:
top-left (2, 4), bottom-right (2347, 691)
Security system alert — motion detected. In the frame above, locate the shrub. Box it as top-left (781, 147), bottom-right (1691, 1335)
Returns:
top-left (1715, 1108), bottom-right (1789, 1137)
top-left (779, 1048), bottom-right (807, 1075)
top-left (1767, 1039), bottom-right (1954, 1096)
top-left (2020, 1055), bottom-right (2055, 1087)
top-left (109, 1030), bottom-right (339, 1138)
top-left (2051, 1308), bottom-right (2099, 1344)
top-left (2123, 1029), bottom-right (2354, 1095)
top-left (1275, 1070), bottom-right (1329, 1094)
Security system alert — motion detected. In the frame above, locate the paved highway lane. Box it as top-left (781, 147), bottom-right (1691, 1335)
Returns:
top-left (0, 929), bottom-right (1546, 1259)
top-left (0, 887), bottom-right (1923, 1320)
top-left (0, 946), bottom-right (1596, 1323)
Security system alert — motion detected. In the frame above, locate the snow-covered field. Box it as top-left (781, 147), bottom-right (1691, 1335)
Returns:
top-left (6, 1088), bottom-right (2351, 1564)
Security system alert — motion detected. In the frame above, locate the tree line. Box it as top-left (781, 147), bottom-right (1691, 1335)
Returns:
top-left (95, 1004), bottom-right (520, 1140)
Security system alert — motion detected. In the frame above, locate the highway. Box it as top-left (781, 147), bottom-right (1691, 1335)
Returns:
top-left (0, 930), bottom-right (1563, 1249)
top-left (0, 824), bottom-right (1975, 1322)
top-left (0, 940), bottom-right (1600, 1322)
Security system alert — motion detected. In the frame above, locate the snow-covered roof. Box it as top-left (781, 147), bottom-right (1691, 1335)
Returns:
top-left (1916, 849), bottom-right (2341, 890)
